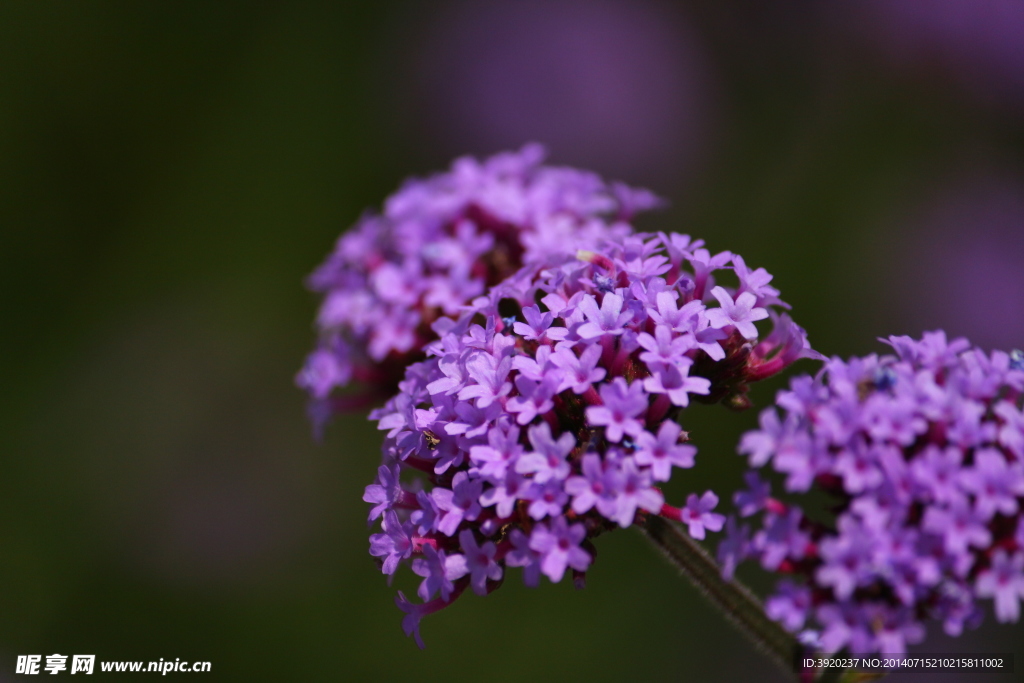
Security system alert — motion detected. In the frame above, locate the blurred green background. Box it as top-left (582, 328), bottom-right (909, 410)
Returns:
top-left (2, 2), bottom-right (1022, 681)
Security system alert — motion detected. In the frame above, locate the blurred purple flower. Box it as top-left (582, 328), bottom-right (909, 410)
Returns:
top-left (727, 332), bottom-right (1024, 654)
top-left (410, 0), bottom-right (717, 181)
top-left (892, 173), bottom-right (1024, 350)
top-left (839, 0), bottom-right (1024, 108)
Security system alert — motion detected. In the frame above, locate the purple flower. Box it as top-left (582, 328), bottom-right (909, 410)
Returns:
top-left (733, 471), bottom-right (770, 517)
top-left (524, 478), bottom-right (570, 520)
top-left (765, 580), bottom-right (811, 633)
top-left (586, 378), bottom-right (648, 442)
top-left (468, 424), bottom-right (524, 479)
top-left (704, 286), bottom-right (768, 340)
top-left (921, 497), bottom-right (992, 556)
top-left (433, 472), bottom-right (483, 537)
top-left (505, 528), bottom-right (541, 588)
top-left (550, 344), bottom-right (606, 394)
top-left (458, 350), bottom-right (513, 408)
top-left (515, 422), bottom-right (574, 484)
top-left (479, 470), bottom-right (529, 519)
top-left (642, 361), bottom-right (710, 407)
top-left (296, 345), bottom-right (351, 400)
top-left (395, 590), bottom-right (460, 650)
top-left (732, 254), bottom-right (781, 305)
top-left (363, 463), bottom-right (404, 523)
top-left (815, 518), bottom-right (879, 600)
top-left (506, 374), bottom-right (559, 424)
top-left (529, 516), bottom-right (592, 583)
top-left (577, 292), bottom-right (633, 339)
top-left (755, 508), bottom-right (810, 572)
top-left (611, 458), bottom-right (665, 528)
top-left (458, 530), bottom-right (503, 596)
top-left (717, 516), bottom-right (751, 579)
top-left (637, 325), bottom-right (695, 366)
top-left (633, 421), bottom-right (696, 482)
top-left (960, 447), bottom-right (1024, 519)
top-left (975, 550), bottom-right (1024, 623)
top-left (369, 510), bottom-right (413, 575)
top-left (564, 453), bottom-right (620, 519)
top-left (412, 545), bottom-right (467, 602)
top-left (679, 491), bottom-right (725, 540)
top-left (995, 400), bottom-right (1024, 457)
top-left (512, 305), bottom-right (555, 341)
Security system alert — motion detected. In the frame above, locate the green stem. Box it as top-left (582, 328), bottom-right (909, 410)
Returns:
top-left (638, 514), bottom-right (805, 679)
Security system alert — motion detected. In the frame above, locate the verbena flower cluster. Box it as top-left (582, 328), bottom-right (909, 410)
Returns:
top-left (296, 144), bottom-right (660, 424)
top-left (721, 332), bottom-right (1024, 655)
top-left (364, 232), bottom-right (818, 647)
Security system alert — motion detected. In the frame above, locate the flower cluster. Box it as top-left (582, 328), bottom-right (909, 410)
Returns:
top-left (365, 232), bottom-right (817, 646)
top-left (722, 332), bottom-right (1024, 655)
top-left (296, 144), bottom-right (661, 425)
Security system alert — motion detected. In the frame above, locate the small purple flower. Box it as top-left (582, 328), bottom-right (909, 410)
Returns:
top-left (564, 453), bottom-right (620, 519)
top-left (363, 463), bottom-right (404, 523)
top-left (611, 458), bottom-right (665, 528)
top-left (733, 471), bottom-right (770, 517)
top-left (765, 580), bottom-right (812, 633)
top-left (717, 516), bottom-right (751, 580)
top-left (529, 516), bottom-right (592, 583)
top-left (961, 447), bottom-right (1024, 519)
top-left (512, 305), bottom-right (555, 341)
top-left (577, 292), bottom-right (633, 339)
top-left (637, 325), bottom-right (695, 366)
top-left (586, 378), bottom-right (648, 442)
top-left (458, 530), bottom-right (503, 596)
top-left (704, 286), bottom-right (768, 339)
top-left (479, 470), bottom-right (530, 519)
top-left (756, 508), bottom-right (809, 572)
top-left (410, 490), bottom-right (440, 535)
top-left (515, 422), bottom-right (574, 483)
top-left (505, 528), bottom-right (541, 588)
top-left (296, 345), bottom-right (351, 400)
top-left (524, 478), bottom-right (570, 520)
top-left (995, 400), bottom-right (1024, 457)
top-left (412, 545), bottom-right (467, 602)
top-left (815, 518), bottom-right (878, 600)
top-left (642, 361), bottom-right (710, 407)
top-left (679, 490), bottom-right (725, 540)
top-left (458, 350), bottom-right (513, 409)
top-left (369, 510), bottom-right (413, 575)
top-left (506, 374), bottom-right (559, 425)
top-left (633, 421), bottom-right (696, 482)
top-left (922, 497), bottom-right (992, 556)
top-left (468, 424), bottom-right (524, 479)
top-left (975, 550), bottom-right (1024, 623)
top-left (434, 473), bottom-right (483, 537)
top-left (550, 344), bottom-right (606, 394)
top-left (395, 590), bottom-right (455, 650)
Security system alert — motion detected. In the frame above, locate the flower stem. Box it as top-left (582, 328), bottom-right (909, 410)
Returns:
top-left (638, 514), bottom-right (806, 679)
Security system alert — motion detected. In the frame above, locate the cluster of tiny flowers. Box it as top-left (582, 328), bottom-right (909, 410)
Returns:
top-left (721, 332), bottom-right (1024, 655)
top-left (296, 144), bottom-right (660, 424)
top-left (364, 231), bottom-right (818, 647)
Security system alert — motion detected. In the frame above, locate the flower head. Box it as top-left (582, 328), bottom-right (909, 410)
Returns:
top-left (726, 332), bottom-right (1024, 654)
top-left (365, 231), bottom-right (814, 645)
top-left (297, 145), bottom-right (661, 430)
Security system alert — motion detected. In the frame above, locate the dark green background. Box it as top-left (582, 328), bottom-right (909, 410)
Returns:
top-left (2, 3), bottom-right (1022, 681)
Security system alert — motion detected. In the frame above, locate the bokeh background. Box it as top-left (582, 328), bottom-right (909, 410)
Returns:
top-left (2, 1), bottom-right (1023, 681)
